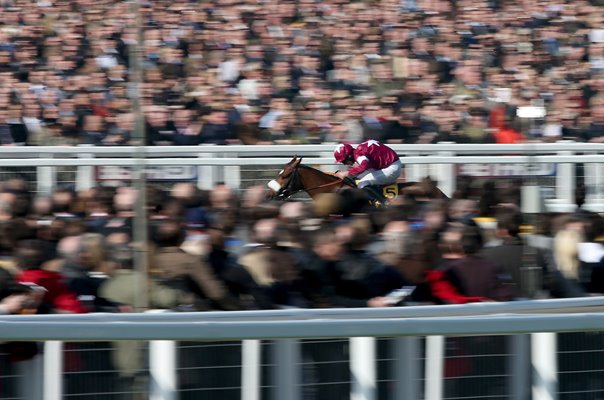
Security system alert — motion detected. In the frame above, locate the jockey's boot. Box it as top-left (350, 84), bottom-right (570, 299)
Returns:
top-left (362, 185), bottom-right (386, 206)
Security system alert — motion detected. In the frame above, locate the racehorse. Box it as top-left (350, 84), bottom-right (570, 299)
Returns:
top-left (266, 156), bottom-right (448, 203)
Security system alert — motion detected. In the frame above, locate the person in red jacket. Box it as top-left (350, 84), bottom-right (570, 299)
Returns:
top-left (334, 140), bottom-right (402, 200)
top-left (493, 116), bottom-right (524, 144)
top-left (15, 240), bottom-right (88, 314)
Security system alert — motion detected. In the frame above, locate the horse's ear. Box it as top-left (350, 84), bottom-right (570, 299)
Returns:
top-left (295, 156), bottom-right (303, 165)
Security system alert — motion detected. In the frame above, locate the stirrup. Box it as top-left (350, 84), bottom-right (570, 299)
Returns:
top-left (369, 198), bottom-right (384, 208)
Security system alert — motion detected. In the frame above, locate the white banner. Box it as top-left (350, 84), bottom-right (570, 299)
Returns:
top-left (96, 166), bottom-right (198, 181)
top-left (457, 163), bottom-right (556, 177)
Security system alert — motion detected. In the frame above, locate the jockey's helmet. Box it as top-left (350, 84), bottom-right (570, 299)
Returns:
top-left (334, 143), bottom-right (354, 163)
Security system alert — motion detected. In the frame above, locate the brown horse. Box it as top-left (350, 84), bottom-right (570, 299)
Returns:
top-left (267, 156), bottom-right (448, 202)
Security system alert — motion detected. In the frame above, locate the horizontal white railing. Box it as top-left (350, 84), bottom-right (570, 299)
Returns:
top-left (0, 313), bottom-right (603, 341)
top-left (0, 142), bottom-right (598, 155)
top-left (0, 154), bottom-right (603, 166)
top-left (1, 296), bottom-right (603, 323)
top-left (4, 298), bottom-right (604, 400)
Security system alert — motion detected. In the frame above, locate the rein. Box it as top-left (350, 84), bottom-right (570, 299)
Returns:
top-left (304, 175), bottom-right (349, 192)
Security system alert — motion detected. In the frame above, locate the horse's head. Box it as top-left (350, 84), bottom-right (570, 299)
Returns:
top-left (267, 156), bottom-right (303, 200)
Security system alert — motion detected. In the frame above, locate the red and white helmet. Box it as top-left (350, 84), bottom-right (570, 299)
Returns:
top-left (334, 143), bottom-right (354, 163)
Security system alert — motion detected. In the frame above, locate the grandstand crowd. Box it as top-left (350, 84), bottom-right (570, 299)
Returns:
top-left (0, 0), bottom-right (602, 145)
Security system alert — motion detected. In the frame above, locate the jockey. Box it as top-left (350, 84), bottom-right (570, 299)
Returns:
top-left (334, 140), bottom-right (402, 199)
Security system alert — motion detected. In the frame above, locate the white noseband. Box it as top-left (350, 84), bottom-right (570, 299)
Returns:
top-left (267, 180), bottom-right (282, 192)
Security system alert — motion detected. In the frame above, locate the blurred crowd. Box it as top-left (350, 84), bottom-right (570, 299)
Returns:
top-left (0, 0), bottom-right (602, 146)
top-left (0, 179), bottom-right (599, 318)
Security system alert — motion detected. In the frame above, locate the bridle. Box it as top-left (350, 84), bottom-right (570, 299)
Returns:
top-left (275, 164), bottom-right (352, 200)
top-left (274, 166), bottom-right (302, 200)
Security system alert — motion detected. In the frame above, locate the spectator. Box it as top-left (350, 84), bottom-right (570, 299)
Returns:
top-left (15, 239), bottom-right (88, 314)
top-left (58, 233), bottom-right (121, 312)
top-left (234, 107), bottom-right (268, 145)
top-left (172, 108), bottom-right (201, 146)
top-left (446, 224), bottom-right (517, 301)
top-left (545, 229), bottom-right (587, 298)
top-left (584, 96), bottom-right (604, 142)
top-left (317, 217), bottom-right (407, 308)
top-left (152, 218), bottom-right (241, 311)
top-left (105, 112), bottom-right (133, 145)
top-left (480, 207), bottom-right (538, 298)
top-left (576, 212), bottom-right (604, 294)
top-left (99, 243), bottom-right (181, 394)
top-left (199, 108), bottom-right (234, 145)
top-left (238, 218), bottom-right (280, 288)
top-left (145, 106), bottom-right (175, 146)
top-left (461, 107), bottom-right (493, 143)
top-left (80, 115), bottom-right (106, 145)
top-left (0, 109), bottom-right (15, 146)
top-left (6, 105), bottom-right (27, 145)
top-left (375, 225), bottom-right (474, 305)
top-left (206, 226), bottom-right (274, 309)
top-left (493, 116), bottom-right (525, 144)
